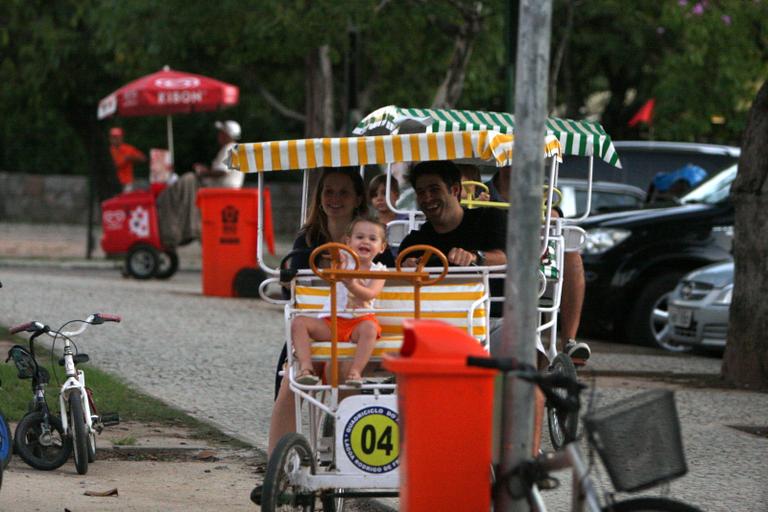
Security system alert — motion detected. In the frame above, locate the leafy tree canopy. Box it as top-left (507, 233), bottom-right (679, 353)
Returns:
top-left (1, 0), bottom-right (766, 177)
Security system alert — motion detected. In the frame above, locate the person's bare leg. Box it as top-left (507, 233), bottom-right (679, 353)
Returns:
top-left (291, 316), bottom-right (331, 373)
top-left (347, 321), bottom-right (378, 381)
top-left (270, 318), bottom-right (332, 455)
top-left (268, 378), bottom-right (296, 457)
top-left (560, 251), bottom-right (585, 348)
top-left (532, 352), bottom-right (548, 454)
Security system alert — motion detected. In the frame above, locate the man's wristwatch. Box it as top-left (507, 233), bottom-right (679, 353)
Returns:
top-left (474, 250), bottom-right (486, 266)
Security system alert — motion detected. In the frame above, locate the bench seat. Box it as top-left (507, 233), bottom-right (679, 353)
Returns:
top-left (292, 278), bottom-right (489, 361)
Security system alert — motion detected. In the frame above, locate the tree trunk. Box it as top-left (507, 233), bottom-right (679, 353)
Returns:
top-left (431, 2), bottom-right (484, 109)
top-left (721, 80), bottom-right (768, 390)
top-left (549, 0), bottom-right (575, 112)
top-left (304, 45), bottom-right (335, 138)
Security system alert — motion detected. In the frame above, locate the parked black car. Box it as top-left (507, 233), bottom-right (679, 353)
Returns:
top-left (578, 164), bottom-right (737, 350)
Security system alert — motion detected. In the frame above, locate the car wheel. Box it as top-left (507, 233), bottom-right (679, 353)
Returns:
top-left (627, 272), bottom-right (692, 352)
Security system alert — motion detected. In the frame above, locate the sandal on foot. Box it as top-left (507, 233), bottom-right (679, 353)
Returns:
top-left (296, 368), bottom-right (320, 385)
top-left (345, 373), bottom-right (364, 388)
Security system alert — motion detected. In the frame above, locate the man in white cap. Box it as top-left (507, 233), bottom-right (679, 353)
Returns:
top-left (193, 120), bottom-right (243, 189)
top-left (156, 120), bottom-right (244, 248)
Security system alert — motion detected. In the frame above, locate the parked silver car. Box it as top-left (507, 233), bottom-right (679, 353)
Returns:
top-left (668, 261), bottom-right (733, 351)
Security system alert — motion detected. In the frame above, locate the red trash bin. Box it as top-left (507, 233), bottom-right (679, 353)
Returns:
top-left (383, 319), bottom-right (495, 512)
top-left (196, 188), bottom-right (273, 297)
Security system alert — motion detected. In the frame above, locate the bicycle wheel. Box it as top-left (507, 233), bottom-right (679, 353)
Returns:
top-left (0, 412), bottom-right (12, 469)
top-left (603, 497), bottom-right (703, 511)
top-left (262, 433), bottom-right (316, 511)
top-left (321, 492), bottom-right (344, 512)
top-left (88, 430), bottom-right (97, 463)
top-left (14, 411), bottom-right (72, 470)
top-left (69, 389), bottom-right (89, 475)
top-left (546, 352), bottom-right (579, 449)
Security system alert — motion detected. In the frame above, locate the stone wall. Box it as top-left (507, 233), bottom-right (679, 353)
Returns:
top-left (0, 171), bottom-right (303, 238)
top-left (0, 172), bottom-right (91, 224)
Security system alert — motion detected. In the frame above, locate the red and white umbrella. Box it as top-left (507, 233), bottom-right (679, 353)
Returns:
top-left (97, 66), bottom-right (239, 163)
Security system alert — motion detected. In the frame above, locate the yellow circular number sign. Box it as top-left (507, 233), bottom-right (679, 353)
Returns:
top-left (343, 406), bottom-right (399, 473)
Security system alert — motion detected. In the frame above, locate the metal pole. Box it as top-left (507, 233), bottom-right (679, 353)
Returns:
top-left (86, 146), bottom-right (96, 260)
top-left (497, 1), bottom-right (553, 510)
top-left (166, 115), bottom-right (175, 165)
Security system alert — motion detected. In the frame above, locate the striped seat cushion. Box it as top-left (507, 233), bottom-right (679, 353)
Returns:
top-left (293, 278), bottom-right (487, 360)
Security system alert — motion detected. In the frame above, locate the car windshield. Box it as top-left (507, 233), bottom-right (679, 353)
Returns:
top-left (680, 164), bottom-right (737, 205)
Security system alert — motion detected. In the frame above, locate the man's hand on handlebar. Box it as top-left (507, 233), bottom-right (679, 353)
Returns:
top-left (447, 247), bottom-right (477, 266)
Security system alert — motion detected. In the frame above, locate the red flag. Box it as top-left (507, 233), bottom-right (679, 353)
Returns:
top-left (628, 98), bottom-right (655, 127)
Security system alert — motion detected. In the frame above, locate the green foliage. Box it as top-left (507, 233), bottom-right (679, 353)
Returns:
top-left (552, 0), bottom-right (767, 143)
top-left (1, 0), bottom-right (767, 178)
top-left (112, 435), bottom-right (137, 446)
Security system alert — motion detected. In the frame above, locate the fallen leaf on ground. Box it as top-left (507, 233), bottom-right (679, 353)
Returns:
top-left (196, 450), bottom-right (218, 461)
top-left (84, 488), bottom-right (119, 497)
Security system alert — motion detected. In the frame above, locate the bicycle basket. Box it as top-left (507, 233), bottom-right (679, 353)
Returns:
top-left (7, 345), bottom-right (36, 380)
top-left (584, 389), bottom-right (687, 492)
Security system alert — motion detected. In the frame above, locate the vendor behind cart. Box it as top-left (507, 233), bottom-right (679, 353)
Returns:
top-left (156, 120), bottom-right (243, 248)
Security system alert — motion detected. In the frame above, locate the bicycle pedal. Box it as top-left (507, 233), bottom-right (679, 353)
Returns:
top-left (100, 412), bottom-right (120, 427)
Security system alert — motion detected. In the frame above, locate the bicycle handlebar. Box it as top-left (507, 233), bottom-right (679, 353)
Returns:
top-left (93, 313), bottom-right (121, 324)
top-left (9, 321), bottom-right (43, 335)
top-left (466, 355), bottom-right (537, 373)
top-left (10, 313), bottom-right (120, 338)
top-left (467, 356), bottom-right (584, 413)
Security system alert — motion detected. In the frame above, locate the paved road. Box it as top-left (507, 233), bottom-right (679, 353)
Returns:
top-left (1, 262), bottom-right (766, 511)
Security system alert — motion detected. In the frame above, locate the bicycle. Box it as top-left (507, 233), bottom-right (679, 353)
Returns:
top-left (0, 378), bottom-right (9, 491)
top-left (466, 355), bottom-right (702, 512)
top-left (9, 313), bottom-right (121, 474)
top-left (0, 280), bottom-right (9, 488)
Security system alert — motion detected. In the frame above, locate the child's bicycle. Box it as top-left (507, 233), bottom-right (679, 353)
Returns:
top-left (8, 313), bottom-right (121, 474)
top-left (0, 281), bottom-right (9, 488)
top-left (0, 378), bottom-right (9, 491)
top-left (466, 355), bottom-right (702, 512)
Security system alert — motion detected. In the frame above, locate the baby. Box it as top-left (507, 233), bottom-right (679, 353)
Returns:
top-left (291, 217), bottom-right (388, 387)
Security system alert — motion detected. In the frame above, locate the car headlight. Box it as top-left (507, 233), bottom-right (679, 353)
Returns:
top-left (581, 228), bottom-right (631, 255)
top-left (713, 284), bottom-right (733, 305)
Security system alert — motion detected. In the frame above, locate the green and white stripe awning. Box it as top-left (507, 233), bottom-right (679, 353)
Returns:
top-left (353, 105), bottom-right (622, 168)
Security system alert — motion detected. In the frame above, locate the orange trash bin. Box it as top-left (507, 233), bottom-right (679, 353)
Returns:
top-left (383, 319), bottom-right (495, 512)
top-left (196, 188), bottom-right (273, 297)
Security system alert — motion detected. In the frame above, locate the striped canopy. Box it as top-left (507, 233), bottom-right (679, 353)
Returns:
top-left (229, 130), bottom-right (562, 173)
top-left (353, 105), bottom-right (622, 168)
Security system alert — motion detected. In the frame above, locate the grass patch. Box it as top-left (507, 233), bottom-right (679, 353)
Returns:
top-left (0, 326), bottom-right (249, 448)
top-left (112, 435), bottom-right (137, 446)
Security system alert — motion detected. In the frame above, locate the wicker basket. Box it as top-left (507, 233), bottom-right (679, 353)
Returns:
top-left (8, 345), bottom-right (36, 380)
top-left (584, 389), bottom-right (687, 492)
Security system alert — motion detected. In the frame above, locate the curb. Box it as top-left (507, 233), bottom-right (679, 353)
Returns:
top-left (0, 258), bottom-right (203, 272)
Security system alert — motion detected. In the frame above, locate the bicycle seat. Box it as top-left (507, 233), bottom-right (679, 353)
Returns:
top-left (58, 354), bottom-right (89, 366)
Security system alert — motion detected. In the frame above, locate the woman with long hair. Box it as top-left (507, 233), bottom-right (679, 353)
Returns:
top-left (288, 167), bottom-right (369, 269)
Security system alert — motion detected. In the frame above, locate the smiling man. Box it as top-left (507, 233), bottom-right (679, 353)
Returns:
top-left (399, 160), bottom-right (507, 268)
